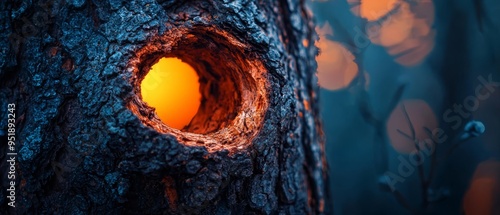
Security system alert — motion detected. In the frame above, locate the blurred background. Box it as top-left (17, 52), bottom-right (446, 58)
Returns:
top-left (308, 0), bottom-right (500, 214)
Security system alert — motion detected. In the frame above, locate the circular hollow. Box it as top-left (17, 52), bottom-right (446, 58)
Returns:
top-left (127, 27), bottom-right (269, 153)
top-left (140, 57), bottom-right (201, 130)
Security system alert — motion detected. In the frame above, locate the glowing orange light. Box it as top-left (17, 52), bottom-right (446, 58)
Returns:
top-left (141, 57), bottom-right (201, 130)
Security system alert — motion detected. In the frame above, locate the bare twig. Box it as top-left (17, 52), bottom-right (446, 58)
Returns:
top-left (396, 129), bottom-right (413, 141)
top-left (399, 103), bottom-right (428, 208)
top-left (400, 104), bottom-right (416, 140)
top-left (423, 127), bottom-right (437, 187)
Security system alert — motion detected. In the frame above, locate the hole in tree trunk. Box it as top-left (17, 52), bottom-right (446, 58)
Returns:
top-left (127, 27), bottom-right (269, 153)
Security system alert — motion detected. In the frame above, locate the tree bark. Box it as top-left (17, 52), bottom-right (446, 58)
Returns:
top-left (0, 0), bottom-right (328, 214)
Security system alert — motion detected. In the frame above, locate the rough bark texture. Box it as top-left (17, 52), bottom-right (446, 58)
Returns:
top-left (0, 0), bottom-right (328, 214)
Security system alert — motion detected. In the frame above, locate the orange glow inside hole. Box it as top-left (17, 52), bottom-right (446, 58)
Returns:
top-left (140, 57), bottom-right (201, 130)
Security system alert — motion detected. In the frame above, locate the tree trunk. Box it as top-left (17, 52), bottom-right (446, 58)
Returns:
top-left (0, 0), bottom-right (328, 214)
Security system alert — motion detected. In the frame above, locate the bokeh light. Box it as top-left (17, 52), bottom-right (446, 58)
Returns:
top-left (386, 99), bottom-right (438, 154)
top-left (463, 160), bottom-right (500, 215)
top-left (350, 0), bottom-right (436, 66)
top-left (141, 57), bottom-right (201, 130)
top-left (348, 0), bottom-right (399, 21)
top-left (316, 22), bottom-right (359, 91)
